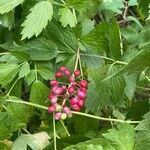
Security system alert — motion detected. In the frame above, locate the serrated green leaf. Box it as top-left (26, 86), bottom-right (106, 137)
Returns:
top-left (0, 0), bottom-right (24, 14)
top-left (19, 61), bottom-right (30, 78)
top-left (25, 70), bottom-right (36, 86)
top-left (102, 124), bottom-right (135, 150)
top-left (0, 63), bottom-right (19, 86)
top-left (59, 7), bottom-right (77, 28)
top-left (86, 65), bottom-right (125, 113)
top-left (21, 1), bottom-right (53, 40)
top-left (29, 80), bottom-right (49, 105)
top-left (12, 132), bottom-right (50, 150)
top-left (13, 38), bottom-right (58, 61)
top-left (99, 0), bottom-right (124, 14)
top-left (6, 96), bottom-right (33, 125)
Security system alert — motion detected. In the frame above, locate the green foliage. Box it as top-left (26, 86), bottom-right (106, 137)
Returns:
top-left (12, 132), bottom-right (50, 150)
top-left (21, 1), bottom-right (53, 40)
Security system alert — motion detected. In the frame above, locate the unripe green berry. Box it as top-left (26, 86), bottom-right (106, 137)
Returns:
top-left (56, 104), bottom-right (62, 112)
top-left (61, 113), bottom-right (67, 120)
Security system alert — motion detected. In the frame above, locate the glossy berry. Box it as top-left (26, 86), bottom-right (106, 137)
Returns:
top-left (63, 106), bottom-right (71, 115)
top-left (61, 113), bottom-right (67, 120)
top-left (55, 71), bottom-right (62, 78)
top-left (53, 87), bottom-right (64, 95)
top-left (59, 66), bottom-right (66, 72)
top-left (64, 69), bottom-right (71, 77)
top-left (71, 104), bottom-right (80, 111)
top-left (69, 76), bottom-right (75, 83)
top-left (78, 90), bottom-right (86, 99)
top-left (68, 86), bottom-right (75, 94)
top-left (74, 70), bottom-right (81, 77)
top-left (50, 96), bottom-right (57, 104)
top-left (70, 97), bottom-right (78, 105)
top-left (62, 85), bottom-right (67, 91)
top-left (48, 105), bottom-right (56, 113)
top-left (49, 80), bottom-right (58, 86)
top-left (55, 112), bottom-right (62, 120)
top-left (77, 99), bottom-right (84, 107)
top-left (80, 80), bottom-right (88, 88)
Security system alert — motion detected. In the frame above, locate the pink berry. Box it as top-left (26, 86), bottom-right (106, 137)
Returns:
top-left (69, 76), bottom-right (75, 82)
top-left (55, 71), bottom-right (62, 78)
top-left (77, 99), bottom-right (84, 107)
top-left (62, 85), bottom-right (67, 91)
top-left (55, 112), bottom-right (62, 120)
top-left (80, 87), bottom-right (87, 92)
top-left (80, 80), bottom-right (88, 88)
top-left (59, 66), bottom-right (66, 72)
top-left (51, 96), bottom-right (57, 104)
top-left (63, 106), bottom-right (71, 115)
top-left (64, 69), bottom-right (71, 77)
top-left (74, 70), bottom-right (81, 77)
top-left (51, 86), bottom-right (58, 93)
top-left (68, 86), bottom-right (75, 94)
top-left (49, 80), bottom-right (58, 86)
top-left (70, 97), bottom-right (78, 105)
top-left (53, 87), bottom-right (64, 95)
top-left (78, 90), bottom-right (86, 99)
top-left (48, 105), bottom-right (56, 113)
top-left (71, 104), bottom-right (80, 111)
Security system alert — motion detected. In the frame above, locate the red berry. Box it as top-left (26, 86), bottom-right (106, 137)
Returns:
top-left (74, 70), bottom-right (81, 77)
top-left (53, 87), bottom-right (64, 95)
top-left (77, 99), bottom-right (84, 107)
top-left (80, 80), bottom-right (88, 88)
top-left (71, 104), bottom-right (80, 111)
top-left (70, 97), bottom-right (78, 105)
top-left (68, 86), bottom-right (75, 94)
top-left (62, 85), bottom-right (67, 91)
top-left (55, 112), bottom-right (62, 120)
top-left (49, 80), bottom-right (58, 86)
top-left (69, 76), bottom-right (75, 83)
top-left (63, 106), bottom-right (71, 115)
top-left (64, 69), bottom-right (71, 77)
top-left (77, 90), bottom-right (86, 99)
top-left (55, 71), bottom-right (62, 78)
top-left (51, 86), bottom-right (58, 93)
top-left (48, 105), bottom-right (56, 113)
top-left (80, 87), bottom-right (87, 92)
top-left (59, 66), bottom-right (66, 72)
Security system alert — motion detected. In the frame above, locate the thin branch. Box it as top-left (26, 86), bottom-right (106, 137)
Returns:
top-left (53, 113), bottom-right (57, 150)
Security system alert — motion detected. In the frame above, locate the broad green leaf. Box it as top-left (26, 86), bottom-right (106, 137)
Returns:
top-left (86, 65), bottom-right (125, 113)
top-left (25, 70), bottom-right (36, 86)
top-left (0, 0), bottom-right (24, 14)
top-left (99, 0), bottom-right (124, 14)
top-left (19, 61), bottom-right (30, 78)
top-left (37, 64), bottom-right (54, 80)
top-left (0, 112), bottom-right (17, 140)
top-left (29, 80), bottom-right (49, 105)
top-left (12, 132), bottom-right (50, 150)
top-left (0, 11), bottom-right (14, 29)
top-left (63, 137), bottom-right (115, 150)
top-left (102, 124), bottom-right (135, 150)
top-left (0, 63), bottom-right (19, 86)
top-left (138, 0), bottom-right (150, 17)
top-left (6, 96), bottom-right (33, 125)
top-left (21, 1), bottom-right (53, 40)
top-left (135, 112), bottom-right (150, 150)
top-left (59, 7), bottom-right (77, 28)
top-left (14, 38), bottom-right (58, 61)
top-left (128, 0), bottom-right (138, 6)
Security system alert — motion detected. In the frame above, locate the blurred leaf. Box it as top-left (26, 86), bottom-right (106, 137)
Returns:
top-left (25, 70), bottom-right (36, 86)
top-left (59, 7), bottom-right (77, 28)
top-left (128, 0), bottom-right (138, 6)
top-left (29, 80), bottom-right (49, 105)
top-left (21, 1), bottom-right (53, 40)
top-left (19, 61), bottom-right (30, 78)
top-left (0, 63), bottom-right (19, 86)
top-left (102, 124), bottom-right (135, 150)
top-left (0, 0), bottom-right (24, 14)
top-left (12, 132), bottom-right (50, 150)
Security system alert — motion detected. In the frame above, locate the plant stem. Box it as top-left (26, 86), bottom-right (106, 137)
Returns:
top-left (60, 120), bottom-right (70, 136)
top-left (53, 113), bottom-right (57, 150)
top-left (74, 48), bottom-right (80, 72)
top-left (34, 62), bottom-right (38, 81)
top-left (71, 111), bottom-right (140, 124)
top-left (6, 99), bottom-right (48, 110)
top-left (0, 52), bottom-right (10, 56)
top-left (5, 100), bottom-right (140, 124)
top-left (78, 51), bottom-right (83, 79)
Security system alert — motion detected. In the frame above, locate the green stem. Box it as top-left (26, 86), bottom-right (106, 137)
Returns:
top-left (5, 100), bottom-right (140, 124)
top-left (78, 50), bottom-right (83, 79)
top-left (0, 52), bottom-right (10, 56)
top-left (74, 48), bottom-right (80, 72)
top-left (53, 113), bottom-right (57, 150)
top-left (6, 100), bottom-right (48, 110)
top-left (71, 111), bottom-right (140, 124)
top-left (34, 62), bottom-right (38, 81)
top-left (60, 120), bottom-right (70, 136)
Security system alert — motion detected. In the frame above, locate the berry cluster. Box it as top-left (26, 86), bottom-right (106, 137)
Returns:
top-left (48, 66), bottom-right (88, 120)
